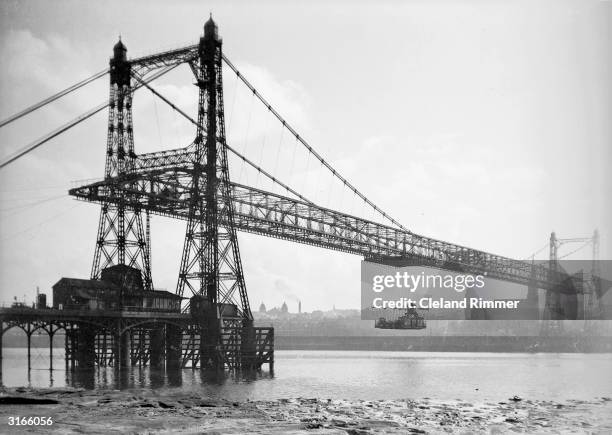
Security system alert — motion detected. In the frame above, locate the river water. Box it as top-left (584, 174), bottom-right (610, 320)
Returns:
top-left (1, 349), bottom-right (610, 402)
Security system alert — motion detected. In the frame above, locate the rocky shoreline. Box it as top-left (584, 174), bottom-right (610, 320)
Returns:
top-left (0, 387), bottom-right (611, 434)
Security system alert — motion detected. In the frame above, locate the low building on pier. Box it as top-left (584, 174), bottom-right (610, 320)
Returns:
top-left (52, 265), bottom-right (182, 312)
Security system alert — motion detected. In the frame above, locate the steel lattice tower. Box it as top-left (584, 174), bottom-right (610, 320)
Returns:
top-left (91, 39), bottom-right (152, 290)
top-left (176, 17), bottom-right (252, 320)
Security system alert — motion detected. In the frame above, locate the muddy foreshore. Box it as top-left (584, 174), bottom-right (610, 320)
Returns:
top-left (0, 387), bottom-right (611, 434)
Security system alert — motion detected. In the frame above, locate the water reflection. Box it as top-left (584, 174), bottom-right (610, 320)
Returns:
top-left (3, 350), bottom-right (611, 402)
top-left (167, 368), bottom-right (183, 387)
top-left (59, 365), bottom-right (270, 391)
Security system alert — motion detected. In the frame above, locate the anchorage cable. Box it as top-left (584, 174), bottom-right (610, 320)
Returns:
top-left (0, 103), bottom-right (108, 169)
top-left (222, 54), bottom-right (409, 233)
top-left (0, 68), bottom-right (109, 129)
top-left (133, 74), bottom-right (313, 204)
top-left (0, 65), bottom-right (178, 170)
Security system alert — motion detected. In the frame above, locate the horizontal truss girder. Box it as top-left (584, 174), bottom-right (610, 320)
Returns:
top-left (70, 158), bottom-right (564, 291)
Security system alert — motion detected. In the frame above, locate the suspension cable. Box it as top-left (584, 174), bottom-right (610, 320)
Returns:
top-left (558, 240), bottom-right (592, 260)
top-left (0, 65), bottom-right (178, 170)
top-left (237, 91), bottom-right (255, 184)
top-left (132, 70), bottom-right (193, 122)
top-left (222, 54), bottom-right (409, 233)
top-left (133, 74), bottom-right (313, 204)
top-left (226, 141), bottom-right (312, 203)
top-left (0, 193), bottom-right (65, 214)
top-left (523, 243), bottom-right (550, 261)
top-left (0, 68), bottom-right (109, 129)
top-left (255, 103), bottom-right (272, 188)
top-left (0, 102), bottom-right (107, 169)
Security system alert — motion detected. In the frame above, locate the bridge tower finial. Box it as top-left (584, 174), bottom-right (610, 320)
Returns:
top-left (204, 13), bottom-right (219, 41)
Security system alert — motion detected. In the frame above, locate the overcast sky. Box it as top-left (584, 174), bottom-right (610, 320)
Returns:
top-left (0, 0), bottom-right (610, 311)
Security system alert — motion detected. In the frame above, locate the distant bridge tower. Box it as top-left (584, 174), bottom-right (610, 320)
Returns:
top-left (543, 229), bottom-right (601, 330)
top-left (589, 229), bottom-right (601, 318)
top-left (91, 38), bottom-right (152, 290)
top-left (545, 231), bottom-right (561, 320)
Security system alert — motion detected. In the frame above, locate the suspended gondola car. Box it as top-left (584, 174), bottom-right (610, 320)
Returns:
top-left (375, 308), bottom-right (426, 329)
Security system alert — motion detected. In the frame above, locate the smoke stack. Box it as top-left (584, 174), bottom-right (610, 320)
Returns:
top-left (298, 300), bottom-right (301, 314)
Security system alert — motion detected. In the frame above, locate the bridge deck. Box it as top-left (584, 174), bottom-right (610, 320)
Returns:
top-left (0, 307), bottom-right (274, 372)
top-left (0, 307), bottom-right (191, 322)
top-left (70, 166), bottom-right (565, 291)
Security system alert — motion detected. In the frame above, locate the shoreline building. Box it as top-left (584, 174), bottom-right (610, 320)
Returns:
top-left (53, 265), bottom-right (183, 312)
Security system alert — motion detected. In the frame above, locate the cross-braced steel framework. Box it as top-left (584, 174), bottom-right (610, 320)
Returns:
top-left (175, 21), bottom-right (250, 321)
top-left (66, 16), bottom-right (596, 332)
